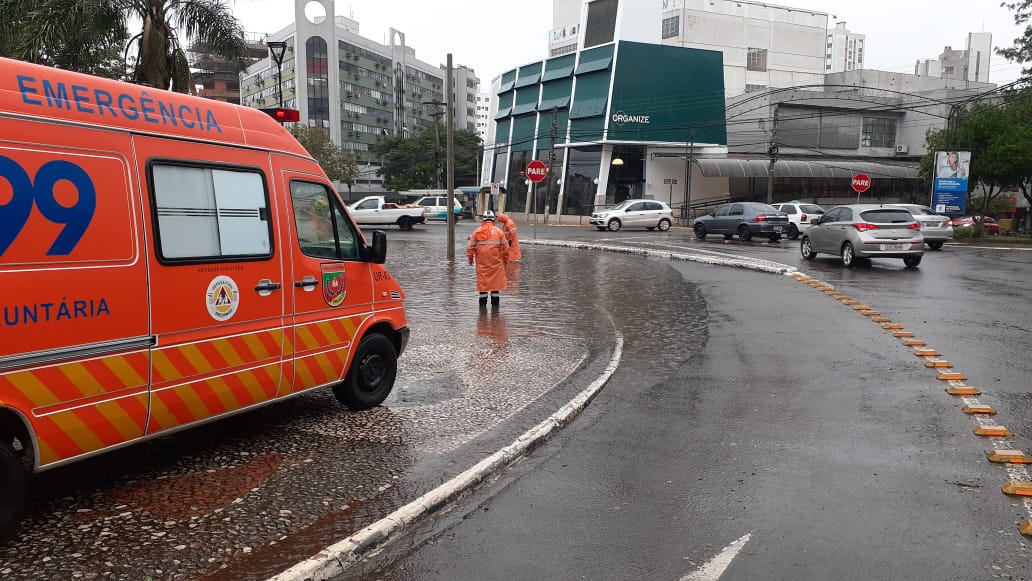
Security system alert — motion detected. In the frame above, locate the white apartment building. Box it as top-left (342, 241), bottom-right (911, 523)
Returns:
top-left (450, 64), bottom-right (480, 133)
top-left (915, 32), bottom-right (992, 83)
top-left (826, 22), bottom-right (865, 74)
top-left (474, 91), bottom-right (492, 142)
top-left (659, 0), bottom-right (828, 97)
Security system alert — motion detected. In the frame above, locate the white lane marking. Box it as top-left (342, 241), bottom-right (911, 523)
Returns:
top-left (681, 533), bottom-right (752, 581)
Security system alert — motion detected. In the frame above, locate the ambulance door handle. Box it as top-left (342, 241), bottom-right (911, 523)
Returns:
top-left (254, 279), bottom-right (282, 296)
top-left (295, 275), bottom-right (319, 291)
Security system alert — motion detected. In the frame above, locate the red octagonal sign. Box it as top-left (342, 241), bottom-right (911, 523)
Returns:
top-left (851, 173), bottom-right (872, 193)
top-left (526, 160), bottom-right (548, 183)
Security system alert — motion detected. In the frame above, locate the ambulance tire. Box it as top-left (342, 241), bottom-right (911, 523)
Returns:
top-left (334, 334), bottom-right (398, 410)
top-left (0, 440), bottom-right (27, 539)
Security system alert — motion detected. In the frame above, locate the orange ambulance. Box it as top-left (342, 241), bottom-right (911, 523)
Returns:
top-left (0, 57), bottom-right (409, 536)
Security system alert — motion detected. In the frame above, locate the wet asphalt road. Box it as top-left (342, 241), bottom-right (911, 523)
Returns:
top-left (344, 223), bottom-right (1032, 581)
top-left (3, 220), bottom-right (1031, 580)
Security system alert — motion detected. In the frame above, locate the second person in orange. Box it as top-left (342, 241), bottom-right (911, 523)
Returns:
top-left (495, 213), bottom-right (522, 262)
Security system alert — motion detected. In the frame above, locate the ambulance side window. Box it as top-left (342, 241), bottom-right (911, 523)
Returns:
top-left (151, 163), bottom-right (272, 261)
top-left (290, 181), bottom-right (360, 260)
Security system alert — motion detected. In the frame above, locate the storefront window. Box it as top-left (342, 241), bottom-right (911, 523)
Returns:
top-left (563, 147), bottom-right (602, 215)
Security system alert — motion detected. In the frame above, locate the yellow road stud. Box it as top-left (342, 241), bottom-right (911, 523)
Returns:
top-left (1002, 481), bottom-right (1032, 496)
top-left (974, 425), bottom-right (1013, 437)
top-left (901, 338), bottom-right (924, 346)
top-left (914, 348), bottom-right (940, 357)
top-left (1020, 520), bottom-right (1032, 536)
top-left (937, 371), bottom-right (967, 381)
top-left (987, 450), bottom-right (1032, 464)
top-left (925, 359), bottom-right (953, 368)
top-left (962, 404), bottom-right (996, 415)
top-left (837, 296), bottom-right (852, 302)
top-left (881, 323), bottom-right (903, 330)
top-left (872, 317), bottom-right (891, 323)
top-left (894, 331), bottom-right (915, 338)
top-left (852, 304), bottom-right (871, 310)
top-left (946, 386), bottom-right (981, 396)
top-left (862, 311), bottom-right (881, 317)
top-left (843, 300), bottom-right (859, 305)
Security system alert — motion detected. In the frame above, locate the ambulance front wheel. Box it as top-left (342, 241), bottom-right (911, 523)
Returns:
top-left (0, 439), bottom-right (28, 539)
top-left (333, 334), bottom-right (398, 410)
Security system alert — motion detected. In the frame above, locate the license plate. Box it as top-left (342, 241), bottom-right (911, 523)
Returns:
top-left (773, 226), bottom-right (783, 233)
top-left (880, 243), bottom-right (909, 251)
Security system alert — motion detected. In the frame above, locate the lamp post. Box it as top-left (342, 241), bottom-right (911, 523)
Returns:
top-left (266, 40), bottom-right (287, 108)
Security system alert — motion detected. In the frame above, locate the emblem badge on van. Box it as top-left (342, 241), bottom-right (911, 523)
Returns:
top-left (206, 276), bottom-right (240, 321)
top-left (322, 267), bottom-right (348, 307)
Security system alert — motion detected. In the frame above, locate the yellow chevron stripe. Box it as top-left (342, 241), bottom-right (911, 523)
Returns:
top-left (50, 411), bottom-right (105, 454)
top-left (37, 438), bottom-right (59, 465)
top-left (180, 344), bottom-right (214, 374)
top-left (282, 333), bottom-right (294, 356)
top-left (148, 397), bottom-right (179, 431)
top-left (152, 350), bottom-right (182, 381)
top-left (176, 384), bottom-right (214, 420)
top-left (8, 371), bottom-right (60, 407)
top-left (314, 353), bottom-right (337, 381)
top-left (296, 325), bottom-right (319, 351)
top-left (340, 317), bottom-right (359, 340)
top-left (212, 338), bottom-right (245, 367)
top-left (96, 399), bottom-right (143, 440)
top-left (242, 332), bottom-right (272, 360)
top-left (317, 321), bottom-right (343, 345)
top-left (238, 370), bottom-right (269, 403)
top-left (206, 377), bottom-right (243, 411)
top-left (294, 358), bottom-right (316, 390)
top-left (59, 363), bottom-right (103, 397)
top-left (104, 355), bottom-right (145, 388)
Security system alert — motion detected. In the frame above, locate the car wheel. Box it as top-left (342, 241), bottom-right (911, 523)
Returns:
top-left (737, 225), bottom-right (752, 242)
top-left (332, 334), bottom-right (398, 410)
top-left (607, 219), bottom-right (622, 232)
top-left (903, 255), bottom-right (922, 268)
top-left (800, 236), bottom-right (817, 259)
top-left (788, 224), bottom-right (800, 240)
top-left (657, 219), bottom-right (671, 232)
top-left (693, 223), bottom-right (707, 238)
top-left (398, 216), bottom-right (413, 231)
top-left (927, 241), bottom-right (944, 250)
top-left (0, 438), bottom-right (28, 540)
top-left (841, 242), bottom-right (856, 267)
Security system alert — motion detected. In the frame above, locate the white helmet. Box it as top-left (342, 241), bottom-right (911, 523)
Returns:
top-left (482, 210), bottom-right (496, 221)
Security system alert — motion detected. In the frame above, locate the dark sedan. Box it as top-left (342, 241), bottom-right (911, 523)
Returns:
top-left (692, 202), bottom-right (790, 241)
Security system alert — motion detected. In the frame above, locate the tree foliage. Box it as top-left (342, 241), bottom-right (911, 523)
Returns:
top-left (1000, 0), bottom-right (1032, 78)
top-left (0, 0), bottom-right (249, 92)
top-left (372, 129), bottom-right (483, 191)
top-left (290, 125), bottom-right (359, 189)
top-left (922, 93), bottom-right (1032, 233)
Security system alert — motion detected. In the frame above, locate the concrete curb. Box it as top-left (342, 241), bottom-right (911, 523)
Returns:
top-left (271, 331), bottom-right (625, 581)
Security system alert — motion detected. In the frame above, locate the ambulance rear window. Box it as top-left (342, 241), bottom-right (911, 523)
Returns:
top-left (151, 164), bottom-right (272, 262)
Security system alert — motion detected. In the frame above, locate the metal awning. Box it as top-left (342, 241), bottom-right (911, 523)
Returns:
top-left (693, 158), bottom-right (919, 179)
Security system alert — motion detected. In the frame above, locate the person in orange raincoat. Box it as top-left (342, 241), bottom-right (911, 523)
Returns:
top-left (467, 211), bottom-right (510, 307)
top-left (496, 213), bottom-right (522, 262)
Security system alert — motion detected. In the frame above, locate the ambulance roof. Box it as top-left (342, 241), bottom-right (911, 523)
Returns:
top-left (0, 56), bottom-right (310, 158)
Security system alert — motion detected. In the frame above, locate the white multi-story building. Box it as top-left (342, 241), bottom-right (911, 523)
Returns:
top-left (474, 91), bottom-right (492, 142)
top-left (659, 0), bottom-right (828, 97)
top-left (239, 0), bottom-right (477, 177)
top-left (550, 0), bottom-right (582, 56)
top-left (826, 22), bottom-right (865, 74)
top-left (915, 32), bottom-right (992, 83)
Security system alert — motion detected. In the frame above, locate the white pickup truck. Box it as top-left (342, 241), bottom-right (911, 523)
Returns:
top-left (348, 196), bottom-right (426, 230)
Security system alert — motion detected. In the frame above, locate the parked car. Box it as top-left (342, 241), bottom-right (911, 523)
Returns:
top-left (952, 215), bottom-right (1000, 236)
top-left (886, 203), bottom-right (954, 250)
top-left (692, 202), bottom-right (790, 242)
top-left (770, 201), bottom-right (827, 240)
top-left (800, 204), bottom-right (924, 268)
top-left (413, 195), bottom-right (463, 220)
top-left (590, 199), bottom-right (674, 231)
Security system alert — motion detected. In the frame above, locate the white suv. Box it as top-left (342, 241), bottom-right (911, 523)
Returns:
top-left (771, 201), bottom-right (827, 240)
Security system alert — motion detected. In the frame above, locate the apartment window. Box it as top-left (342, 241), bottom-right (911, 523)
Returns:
top-left (747, 48), bottom-right (767, 72)
top-left (662, 16), bottom-right (680, 39)
top-left (583, 0), bottom-right (618, 48)
top-left (861, 117), bottom-right (897, 148)
top-left (745, 84), bottom-right (766, 93)
top-left (827, 42), bottom-right (832, 48)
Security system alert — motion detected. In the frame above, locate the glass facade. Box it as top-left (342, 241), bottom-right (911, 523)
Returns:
top-left (305, 36), bottom-right (330, 133)
top-left (563, 147), bottom-right (602, 215)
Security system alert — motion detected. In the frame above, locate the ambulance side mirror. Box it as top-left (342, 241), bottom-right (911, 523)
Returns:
top-left (365, 230), bottom-right (387, 263)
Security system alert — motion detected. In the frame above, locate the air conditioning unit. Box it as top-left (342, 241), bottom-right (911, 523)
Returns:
top-left (895, 144), bottom-right (909, 154)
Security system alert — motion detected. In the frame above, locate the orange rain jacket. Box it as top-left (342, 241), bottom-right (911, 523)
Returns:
top-left (496, 213), bottom-right (522, 261)
top-left (467, 220), bottom-right (510, 292)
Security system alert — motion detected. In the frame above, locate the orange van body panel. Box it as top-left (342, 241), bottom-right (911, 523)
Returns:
top-left (0, 57), bottom-right (409, 474)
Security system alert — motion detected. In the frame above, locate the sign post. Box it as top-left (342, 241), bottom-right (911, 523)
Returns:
top-left (526, 160), bottom-right (548, 236)
top-left (851, 173), bottom-right (871, 203)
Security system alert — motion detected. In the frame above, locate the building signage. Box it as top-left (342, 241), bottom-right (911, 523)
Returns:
top-left (932, 150), bottom-right (970, 215)
top-left (611, 111), bottom-right (651, 126)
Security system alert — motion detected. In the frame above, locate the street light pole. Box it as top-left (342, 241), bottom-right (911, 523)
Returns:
top-left (266, 41), bottom-right (287, 108)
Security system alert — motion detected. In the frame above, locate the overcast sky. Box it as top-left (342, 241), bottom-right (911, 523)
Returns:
top-left (232, 0), bottom-right (1028, 85)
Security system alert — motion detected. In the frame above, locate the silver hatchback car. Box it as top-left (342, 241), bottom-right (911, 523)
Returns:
top-left (800, 204), bottom-right (924, 268)
top-left (590, 199), bottom-right (675, 232)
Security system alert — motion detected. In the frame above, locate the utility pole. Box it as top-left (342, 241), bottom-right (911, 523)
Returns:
top-left (685, 130), bottom-right (694, 226)
top-left (544, 107), bottom-right (558, 226)
top-left (766, 104), bottom-right (778, 204)
top-left (445, 54), bottom-right (455, 260)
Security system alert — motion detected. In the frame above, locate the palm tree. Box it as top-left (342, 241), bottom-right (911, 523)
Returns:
top-left (0, 0), bottom-right (249, 93)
